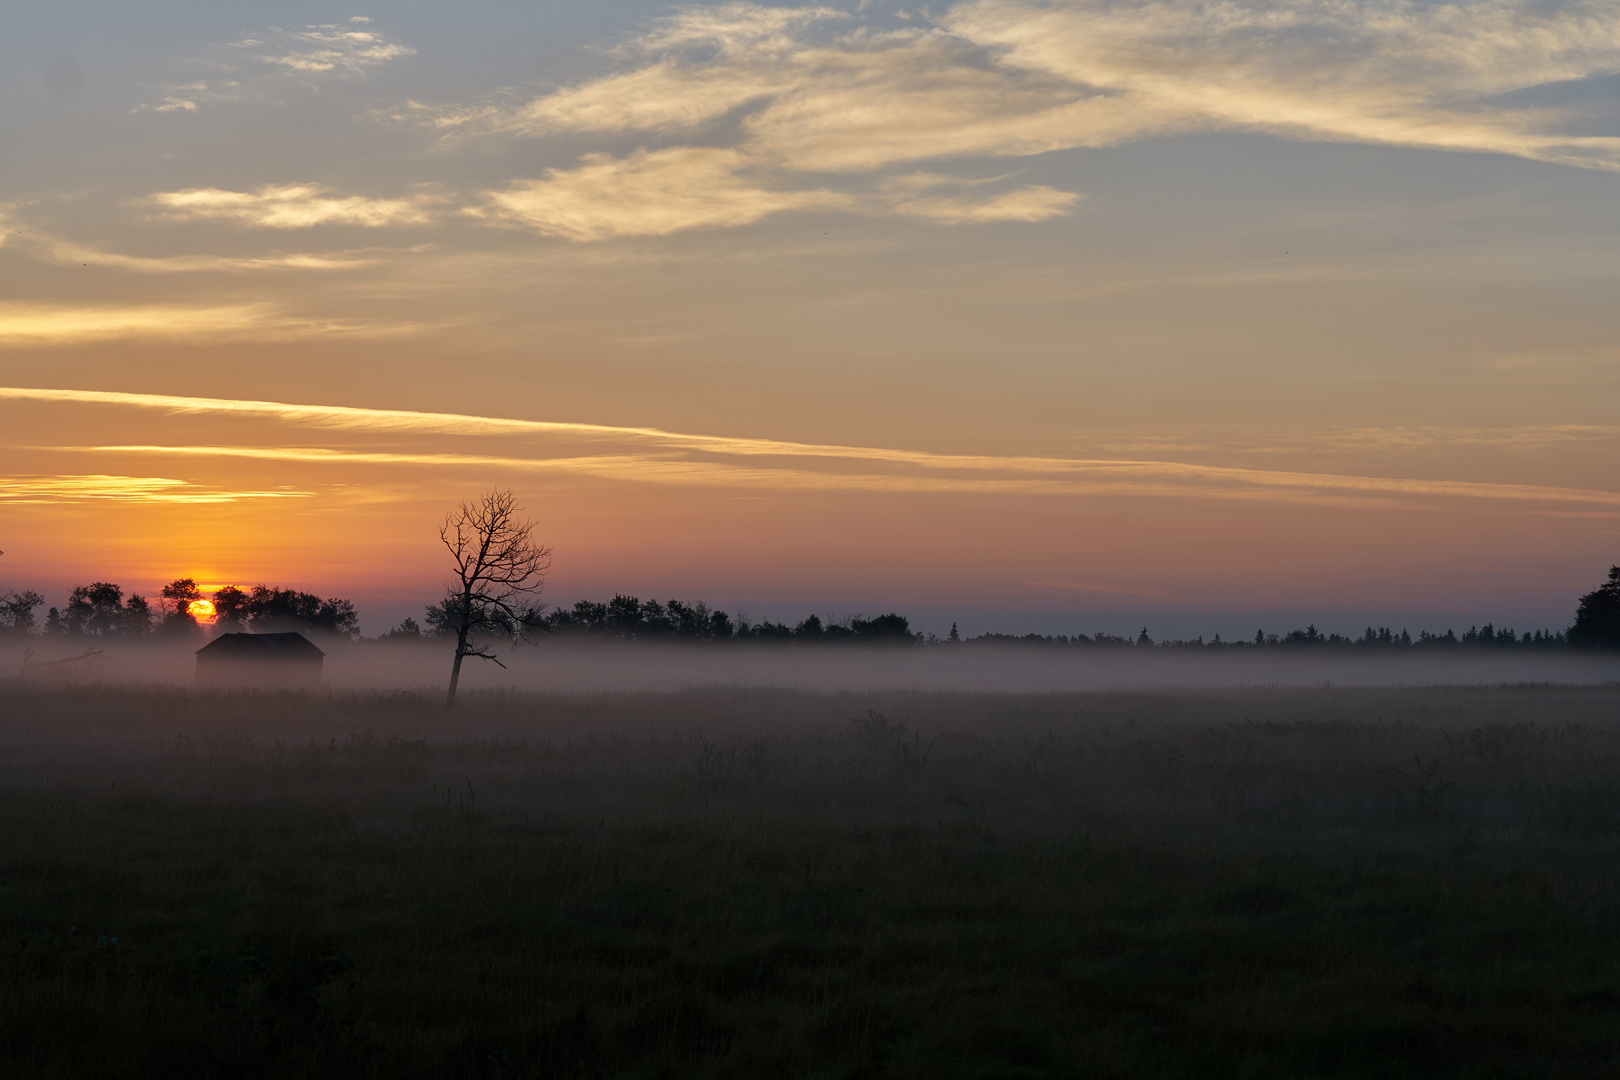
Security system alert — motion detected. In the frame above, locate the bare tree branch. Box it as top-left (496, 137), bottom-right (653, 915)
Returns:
top-left (440, 489), bottom-right (550, 708)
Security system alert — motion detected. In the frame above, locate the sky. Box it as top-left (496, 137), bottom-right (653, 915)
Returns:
top-left (2, 0), bottom-right (1619, 638)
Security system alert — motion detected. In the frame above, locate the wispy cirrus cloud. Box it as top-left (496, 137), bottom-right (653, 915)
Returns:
top-left (944, 0), bottom-right (1620, 169)
top-left (0, 303), bottom-right (275, 343)
top-left (471, 147), bottom-right (848, 240)
top-left (240, 18), bottom-right (413, 76)
top-left (0, 305), bottom-right (430, 344)
top-left (7, 387), bottom-right (1618, 512)
top-left (134, 79), bottom-right (242, 114)
top-left (136, 15), bottom-right (411, 113)
top-left (142, 184), bottom-right (441, 228)
top-left (1325, 425), bottom-right (1620, 451)
top-left (0, 475), bottom-right (310, 504)
top-left (60, 441), bottom-right (1620, 510)
top-left (413, 0), bottom-right (1620, 240)
top-left (11, 226), bottom-right (379, 273)
top-left (554, 0), bottom-right (1620, 170)
top-left (1097, 424), bottom-right (1620, 456)
top-left (893, 184), bottom-right (1081, 224)
top-left (416, 4), bottom-right (845, 139)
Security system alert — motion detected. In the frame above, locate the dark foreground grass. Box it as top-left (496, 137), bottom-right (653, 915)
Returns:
top-left (3, 682), bottom-right (1620, 1078)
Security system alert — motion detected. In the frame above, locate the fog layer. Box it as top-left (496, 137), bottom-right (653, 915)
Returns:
top-left (7, 637), bottom-right (1617, 693)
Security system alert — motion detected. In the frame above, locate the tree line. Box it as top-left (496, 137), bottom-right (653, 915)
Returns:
top-left (382, 597), bottom-right (917, 645)
top-left (968, 623), bottom-right (1572, 650)
top-left (0, 579), bottom-right (358, 639)
top-left (3, 566), bottom-right (1617, 652)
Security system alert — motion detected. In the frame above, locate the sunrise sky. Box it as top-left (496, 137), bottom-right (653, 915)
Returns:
top-left (3, 0), bottom-right (1619, 636)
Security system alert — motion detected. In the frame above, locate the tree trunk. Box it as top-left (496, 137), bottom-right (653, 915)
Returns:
top-left (445, 585), bottom-right (477, 709)
top-left (445, 641), bottom-right (466, 709)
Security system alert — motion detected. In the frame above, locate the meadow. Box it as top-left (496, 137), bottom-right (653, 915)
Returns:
top-left (4, 681), bottom-right (1620, 1078)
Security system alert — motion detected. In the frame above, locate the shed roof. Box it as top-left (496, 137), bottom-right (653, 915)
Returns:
top-left (196, 631), bottom-right (325, 658)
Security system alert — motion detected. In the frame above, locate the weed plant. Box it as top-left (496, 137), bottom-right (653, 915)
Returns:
top-left (3, 682), bottom-right (1620, 1078)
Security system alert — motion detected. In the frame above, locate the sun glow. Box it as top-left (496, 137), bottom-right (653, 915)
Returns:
top-left (188, 599), bottom-right (216, 622)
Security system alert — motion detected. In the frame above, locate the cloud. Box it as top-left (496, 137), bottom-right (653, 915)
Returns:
top-left (143, 184), bottom-right (440, 228)
top-left (136, 19), bottom-right (411, 112)
top-left (631, 3), bottom-right (845, 52)
top-left (1094, 424), bottom-right (1620, 455)
top-left (54, 442), bottom-right (1620, 511)
top-left (238, 22), bottom-right (414, 76)
top-left (894, 184), bottom-right (1081, 223)
top-left (436, 0), bottom-right (1620, 194)
top-left (1286, 425), bottom-right (1620, 452)
top-left (15, 228), bottom-right (378, 272)
top-left (0, 475), bottom-right (310, 504)
top-left (0, 304), bottom-right (275, 343)
top-left (473, 147), bottom-right (849, 240)
top-left (135, 80), bottom-right (241, 114)
top-left (423, 5), bottom-right (846, 139)
top-left (0, 305), bottom-right (424, 344)
top-left (9, 387), bottom-right (1619, 511)
top-left (943, 0), bottom-right (1620, 170)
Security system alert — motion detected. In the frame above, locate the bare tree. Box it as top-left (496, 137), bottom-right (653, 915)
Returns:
top-left (438, 489), bottom-right (552, 708)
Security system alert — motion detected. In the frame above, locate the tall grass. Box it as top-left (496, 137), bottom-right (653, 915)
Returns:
top-left (3, 682), bottom-right (1620, 1077)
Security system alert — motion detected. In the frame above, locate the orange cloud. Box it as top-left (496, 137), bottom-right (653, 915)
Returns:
top-left (0, 474), bottom-right (311, 504)
top-left (7, 386), bottom-right (1616, 512)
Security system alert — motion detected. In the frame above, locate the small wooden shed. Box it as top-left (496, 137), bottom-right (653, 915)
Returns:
top-left (195, 631), bottom-right (324, 687)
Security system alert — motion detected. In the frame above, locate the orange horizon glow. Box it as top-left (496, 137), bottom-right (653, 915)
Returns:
top-left (0, 382), bottom-right (1615, 637)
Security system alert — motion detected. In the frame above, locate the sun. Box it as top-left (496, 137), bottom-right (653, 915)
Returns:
top-left (188, 599), bottom-right (216, 622)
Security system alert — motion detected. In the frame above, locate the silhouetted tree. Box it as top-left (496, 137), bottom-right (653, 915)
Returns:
top-left (669, 599), bottom-right (726, 639)
top-left (241, 585), bottom-right (359, 638)
top-left (205, 583), bottom-right (357, 638)
top-left (1461, 623), bottom-right (1522, 648)
top-left (851, 613), bottom-right (915, 643)
top-left (606, 594), bottom-right (644, 638)
top-left (60, 583), bottom-right (150, 636)
top-left (125, 593), bottom-right (152, 633)
top-left (212, 585), bottom-right (250, 630)
top-left (438, 489), bottom-right (552, 708)
top-left (637, 599), bottom-right (673, 637)
top-left (378, 617), bottom-right (422, 642)
top-left (62, 583), bottom-right (119, 635)
top-left (159, 578), bottom-right (203, 634)
top-left (0, 589), bottom-right (43, 635)
top-left (422, 597), bottom-right (461, 639)
top-left (1570, 566), bottom-right (1620, 650)
top-left (160, 578), bottom-right (201, 617)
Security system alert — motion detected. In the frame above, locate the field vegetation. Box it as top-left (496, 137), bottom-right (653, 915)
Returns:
top-left (4, 682), bottom-right (1620, 1077)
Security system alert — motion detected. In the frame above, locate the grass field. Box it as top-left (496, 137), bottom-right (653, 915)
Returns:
top-left (4, 682), bottom-right (1620, 1078)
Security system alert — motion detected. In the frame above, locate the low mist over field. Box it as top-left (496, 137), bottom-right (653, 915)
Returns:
top-left (7, 635), bottom-right (1620, 695)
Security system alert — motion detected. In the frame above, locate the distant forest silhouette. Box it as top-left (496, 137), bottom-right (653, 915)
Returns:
top-left (0, 580), bottom-right (357, 641)
top-left (3, 566), bottom-right (1617, 651)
